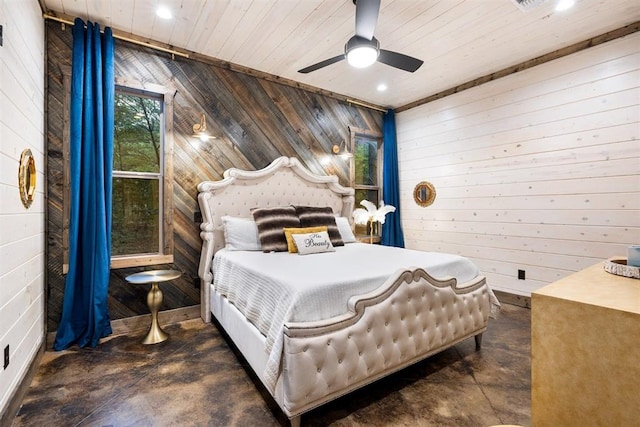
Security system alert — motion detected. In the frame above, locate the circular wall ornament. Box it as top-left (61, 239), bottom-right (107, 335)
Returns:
top-left (413, 181), bottom-right (436, 207)
top-left (18, 149), bottom-right (36, 209)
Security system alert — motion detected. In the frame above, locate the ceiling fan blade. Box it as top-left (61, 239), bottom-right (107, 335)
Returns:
top-left (298, 54), bottom-right (345, 73)
top-left (378, 49), bottom-right (424, 72)
top-left (355, 0), bottom-right (380, 40)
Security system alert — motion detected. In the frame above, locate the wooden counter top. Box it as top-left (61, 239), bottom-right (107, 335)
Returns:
top-left (532, 261), bottom-right (640, 315)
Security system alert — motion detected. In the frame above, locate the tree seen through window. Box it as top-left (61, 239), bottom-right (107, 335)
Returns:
top-left (112, 91), bottom-right (163, 256)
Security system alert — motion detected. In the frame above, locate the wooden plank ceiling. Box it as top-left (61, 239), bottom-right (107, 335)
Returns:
top-left (41, 0), bottom-right (640, 109)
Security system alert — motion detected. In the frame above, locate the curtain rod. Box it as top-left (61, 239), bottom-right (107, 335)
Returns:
top-left (346, 98), bottom-right (388, 113)
top-left (43, 13), bottom-right (190, 59)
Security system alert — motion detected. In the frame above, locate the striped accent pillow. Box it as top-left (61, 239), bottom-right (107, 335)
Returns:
top-left (252, 206), bottom-right (301, 252)
top-left (293, 205), bottom-right (344, 247)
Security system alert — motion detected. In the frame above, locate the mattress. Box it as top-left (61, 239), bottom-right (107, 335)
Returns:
top-left (212, 242), bottom-right (490, 392)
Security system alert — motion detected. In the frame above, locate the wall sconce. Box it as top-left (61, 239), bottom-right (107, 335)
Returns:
top-left (192, 113), bottom-right (215, 142)
top-left (332, 140), bottom-right (353, 159)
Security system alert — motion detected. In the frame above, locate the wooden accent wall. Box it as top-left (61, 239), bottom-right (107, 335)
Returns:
top-left (396, 33), bottom-right (640, 296)
top-left (46, 21), bottom-right (382, 331)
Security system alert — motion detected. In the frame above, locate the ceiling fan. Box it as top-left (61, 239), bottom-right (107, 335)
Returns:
top-left (298, 0), bottom-right (424, 74)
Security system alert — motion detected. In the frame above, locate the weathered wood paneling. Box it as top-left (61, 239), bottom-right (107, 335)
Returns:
top-left (45, 21), bottom-right (382, 330)
top-left (396, 33), bottom-right (640, 296)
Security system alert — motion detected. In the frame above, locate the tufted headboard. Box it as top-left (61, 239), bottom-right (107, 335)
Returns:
top-left (196, 157), bottom-right (355, 322)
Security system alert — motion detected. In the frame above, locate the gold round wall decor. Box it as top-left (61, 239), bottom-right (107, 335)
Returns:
top-left (18, 149), bottom-right (36, 209)
top-left (413, 181), bottom-right (436, 207)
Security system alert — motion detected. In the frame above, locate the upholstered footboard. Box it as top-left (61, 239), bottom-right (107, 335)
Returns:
top-left (280, 268), bottom-right (490, 419)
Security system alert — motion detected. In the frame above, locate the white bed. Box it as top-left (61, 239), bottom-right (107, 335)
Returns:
top-left (197, 157), bottom-right (498, 426)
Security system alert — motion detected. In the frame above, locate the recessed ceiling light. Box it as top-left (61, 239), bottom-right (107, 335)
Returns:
top-left (156, 6), bottom-right (173, 20)
top-left (555, 0), bottom-right (575, 11)
top-left (377, 83), bottom-right (388, 92)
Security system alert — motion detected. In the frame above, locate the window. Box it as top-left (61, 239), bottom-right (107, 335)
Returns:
top-left (349, 127), bottom-right (383, 238)
top-left (110, 84), bottom-right (174, 268)
top-left (62, 78), bottom-right (174, 273)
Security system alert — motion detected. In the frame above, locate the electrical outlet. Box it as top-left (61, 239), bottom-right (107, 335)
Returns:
top-left (518, 269), bottom-right (526, 280)
top-left (4, 344), bottom-right (9, 369)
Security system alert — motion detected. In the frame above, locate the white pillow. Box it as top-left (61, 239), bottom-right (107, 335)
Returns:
top-left (335, 216), bottom-right (357, 243)
top-left (291, 231), bottom-right (336, 255)
top-left (221, 216), bottom-right (262, 251)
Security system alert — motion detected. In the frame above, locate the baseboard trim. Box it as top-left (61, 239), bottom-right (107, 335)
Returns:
top-left (0, 341), bottom-right (45, 426)
top-left (46, 305), bottom-right (201, 349)
top-left (494, 290), bottom-right (531, 309)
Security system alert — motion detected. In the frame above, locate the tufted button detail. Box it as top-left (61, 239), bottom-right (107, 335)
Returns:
top-left (267, 261), bottom-right (491, 411)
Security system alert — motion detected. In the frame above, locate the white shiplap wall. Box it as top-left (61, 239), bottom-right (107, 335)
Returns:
top-left (396, 33), bottom-right (640, 296)
top-left (0, 0), bottom-right (45, 416)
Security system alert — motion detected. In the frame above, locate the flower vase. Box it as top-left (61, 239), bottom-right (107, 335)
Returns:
top-left (369, 220), bottom-right (374, 244)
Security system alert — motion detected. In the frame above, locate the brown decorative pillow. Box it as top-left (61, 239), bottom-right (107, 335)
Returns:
top-left (293, 205), bottom-right (344, 247)
top-left (251, 206), bottom-right (301, 252)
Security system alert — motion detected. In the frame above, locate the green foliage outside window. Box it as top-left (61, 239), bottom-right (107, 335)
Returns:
top-left (354, 137), bottom-right (378, 187)
top-left (114, 94), bottom-right (160, 172)
top-left (112, 92), bottom-right (163, 256)
top-left (353, 135), bottom-right (380, 236)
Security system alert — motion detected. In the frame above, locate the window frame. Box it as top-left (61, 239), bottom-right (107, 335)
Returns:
top-left (110, 79), bottom-right (175, 269)
top-left (348, 126), bottom-right (384, 240)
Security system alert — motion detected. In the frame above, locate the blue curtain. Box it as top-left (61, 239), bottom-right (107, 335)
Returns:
top-left (54, 19), bottom-right (114, 350)
top-left (381, 109), bottom-right (405, 248)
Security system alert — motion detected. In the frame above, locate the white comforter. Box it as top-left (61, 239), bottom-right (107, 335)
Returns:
top-left (213, 243), bottom-right (485, 392)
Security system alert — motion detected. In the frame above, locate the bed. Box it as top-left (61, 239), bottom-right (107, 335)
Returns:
top-left (197, 157), bottom-right (498, 426)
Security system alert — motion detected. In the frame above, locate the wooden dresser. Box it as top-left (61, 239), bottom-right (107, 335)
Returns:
top-left (531, 262), bottom-right (640, 426)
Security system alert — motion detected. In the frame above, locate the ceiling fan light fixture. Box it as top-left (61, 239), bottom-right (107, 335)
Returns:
top-left (347, 45), bottom-right (378, 68)
top-left (345, 36), bottom-right (379, 68)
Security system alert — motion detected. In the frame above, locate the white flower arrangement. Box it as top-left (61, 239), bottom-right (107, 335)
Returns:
top-left (352, 200), bottom-right (396, 243)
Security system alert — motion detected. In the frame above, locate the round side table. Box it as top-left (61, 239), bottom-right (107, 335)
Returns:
top-left (125, 269), bottom-right (182, 344)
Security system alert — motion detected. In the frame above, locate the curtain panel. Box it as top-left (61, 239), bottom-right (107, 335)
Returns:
top-left (381, 109), bottom-right (405, 248)
top-left (54, 18), bottom-right (115, 350)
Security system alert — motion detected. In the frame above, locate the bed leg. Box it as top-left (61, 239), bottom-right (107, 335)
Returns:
top-left (289, 415), bottom-right (301, 427)
top-left (475, 333), bottom-right (483, 350)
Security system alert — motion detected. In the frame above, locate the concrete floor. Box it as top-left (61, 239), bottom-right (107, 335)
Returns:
top-left (12, 303), bottom-right (530, 426)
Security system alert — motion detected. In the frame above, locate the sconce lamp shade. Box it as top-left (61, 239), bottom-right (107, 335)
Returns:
top-left (192, 113), bottom-right (215, 141)
top-left (332, 140), bottom-right (353, 158)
